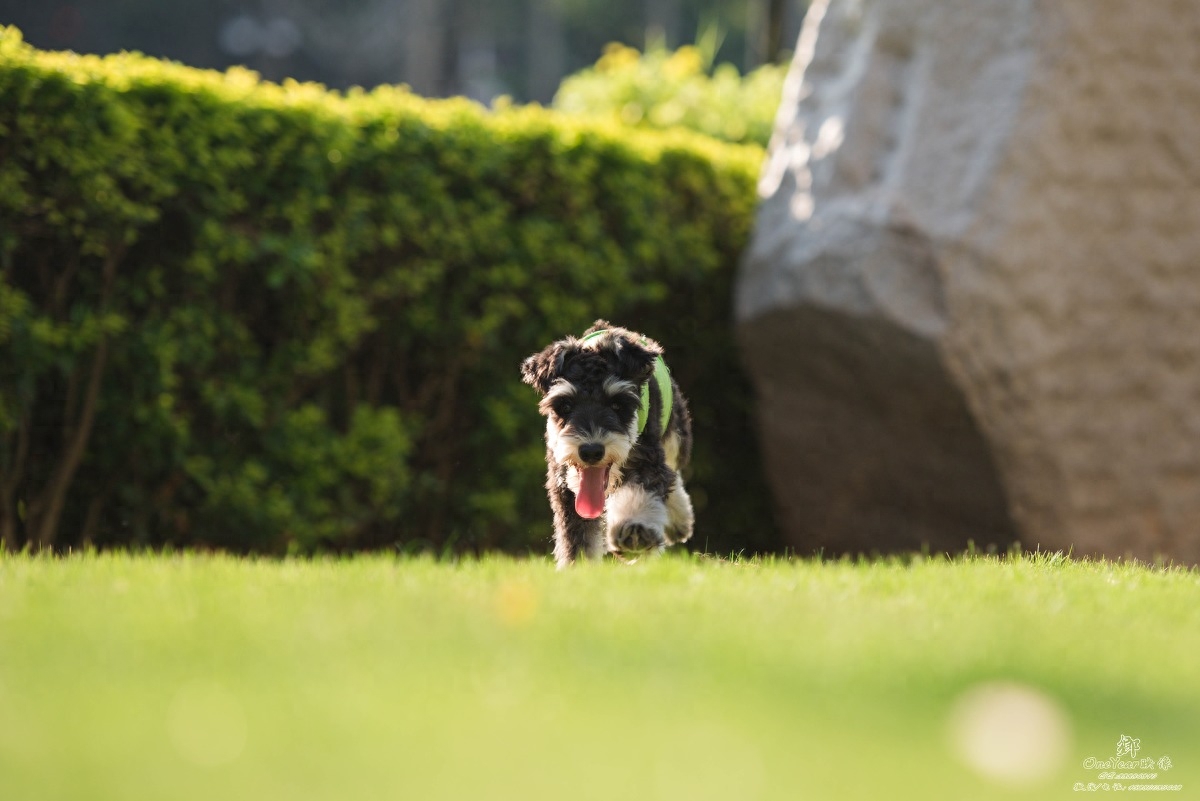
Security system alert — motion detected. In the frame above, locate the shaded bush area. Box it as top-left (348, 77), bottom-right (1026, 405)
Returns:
top-left (0, 28), bottom-right (777, 555)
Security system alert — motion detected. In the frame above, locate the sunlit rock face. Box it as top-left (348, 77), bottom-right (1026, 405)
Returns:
top-left (738, 0), bottom-right (1200, 562)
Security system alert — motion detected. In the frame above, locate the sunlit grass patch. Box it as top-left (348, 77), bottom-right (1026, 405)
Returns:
top-left (0, 551), bottom-right (1196, 800)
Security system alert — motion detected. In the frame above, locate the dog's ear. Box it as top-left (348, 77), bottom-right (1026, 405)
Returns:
top-left (521, 341), bottom-right (576, 394)
top-left (520, 347), bottom-right (556, 394)
top-left (615, 336), bottom-right (662, 385)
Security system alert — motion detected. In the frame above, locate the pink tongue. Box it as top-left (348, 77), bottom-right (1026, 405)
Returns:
top-left (575, 466), bottom-right (608, 519)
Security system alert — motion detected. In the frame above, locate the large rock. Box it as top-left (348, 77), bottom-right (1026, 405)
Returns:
top-left (738, 0), bottom-right (1200, 562)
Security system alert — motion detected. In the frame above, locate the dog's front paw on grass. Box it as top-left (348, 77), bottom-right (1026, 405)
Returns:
top-left (610, 521), bottom-right (665, 561)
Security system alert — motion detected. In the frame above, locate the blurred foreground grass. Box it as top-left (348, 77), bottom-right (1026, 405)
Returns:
top-left (0, 552), bottom-right (1196, 800)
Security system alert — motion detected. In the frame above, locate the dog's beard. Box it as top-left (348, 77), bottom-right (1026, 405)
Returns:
top-left (549, 421), bottom-right (635, 519)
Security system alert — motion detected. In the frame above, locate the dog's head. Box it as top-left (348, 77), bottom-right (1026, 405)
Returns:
top-left (521, 320), bottom-right (661, 519)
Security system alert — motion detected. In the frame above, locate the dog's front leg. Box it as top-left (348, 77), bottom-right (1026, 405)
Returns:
top-left (552, 498), bottom-right (604, 568)
top-left (605, 482), bottom-right (670, 557)
top-left (547, 464), bottom-right (605, 568)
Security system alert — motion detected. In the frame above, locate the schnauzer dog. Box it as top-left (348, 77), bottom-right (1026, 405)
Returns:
top-left (521, 320), bottom-right (694, 567)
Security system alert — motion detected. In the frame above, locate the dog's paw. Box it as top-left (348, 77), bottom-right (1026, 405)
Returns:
top-left (612, 521), bottom-right (665, 557)
top-left (663, 522), bottom-right (693, 546)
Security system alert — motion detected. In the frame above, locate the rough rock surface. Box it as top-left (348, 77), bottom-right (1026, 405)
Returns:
top-left (738, 0), bottom-right (1200, 562)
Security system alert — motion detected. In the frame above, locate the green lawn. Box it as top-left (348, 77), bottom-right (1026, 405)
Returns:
top-left (0, 552), bottom-right (1196, 800)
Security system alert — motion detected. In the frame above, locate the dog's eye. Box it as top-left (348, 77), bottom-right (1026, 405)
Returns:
top-left (556, 401), bottom-right (574, 417)
top-left (609, 395), bottom-right (635, 414)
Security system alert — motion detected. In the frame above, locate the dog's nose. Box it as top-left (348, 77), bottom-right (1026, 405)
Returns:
top-left (578, 443), bottom-right (605, 464)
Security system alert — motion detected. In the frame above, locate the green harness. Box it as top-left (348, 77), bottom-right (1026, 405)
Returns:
top-left (579, 329), bottom-right (672, 436)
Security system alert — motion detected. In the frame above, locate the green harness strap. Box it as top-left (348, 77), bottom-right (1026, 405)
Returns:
top-left (579, 329), bottom-right (672, 436)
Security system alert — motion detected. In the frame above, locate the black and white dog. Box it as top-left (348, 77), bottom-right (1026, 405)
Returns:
top-left (521, 320), bottom-right (694, 567)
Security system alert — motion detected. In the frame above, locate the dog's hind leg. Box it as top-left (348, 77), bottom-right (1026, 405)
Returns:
top-left (663, 474), bottom-right (694, 545)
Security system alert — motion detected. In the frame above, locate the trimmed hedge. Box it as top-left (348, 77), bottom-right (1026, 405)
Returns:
top-left (0, 27), bottom-right (777, 555)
